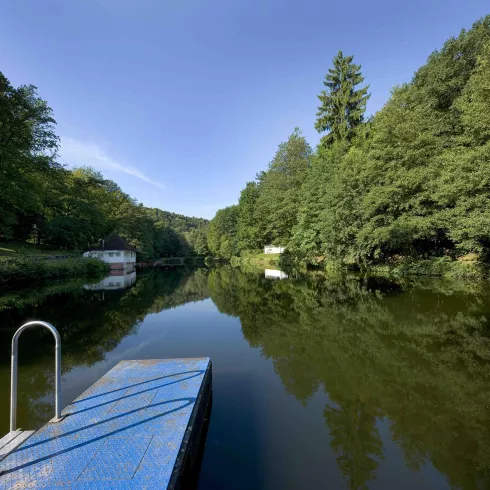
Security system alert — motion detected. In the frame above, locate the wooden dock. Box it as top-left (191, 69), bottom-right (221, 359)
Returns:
top-left (0, 358), bottom-right (212, 489)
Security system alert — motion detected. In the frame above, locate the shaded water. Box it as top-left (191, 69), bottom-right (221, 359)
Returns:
top-left (1, 266), bottom-right (489, 489)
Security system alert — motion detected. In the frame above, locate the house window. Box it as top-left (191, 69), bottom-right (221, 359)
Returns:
top-left (108, 253), bottom-right (114, 257)
top-left (115, 252), bottom-right (121, 257)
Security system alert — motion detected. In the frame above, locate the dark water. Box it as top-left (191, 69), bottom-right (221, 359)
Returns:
top-left (1, 266), bottom-right (489, 489)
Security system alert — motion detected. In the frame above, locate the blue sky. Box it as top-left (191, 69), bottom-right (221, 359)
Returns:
top-left (1, 1), bottom-right (488, 219)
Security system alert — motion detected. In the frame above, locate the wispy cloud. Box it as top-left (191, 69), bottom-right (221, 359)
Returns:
top-left (59, 137), bottom-right (165, 189)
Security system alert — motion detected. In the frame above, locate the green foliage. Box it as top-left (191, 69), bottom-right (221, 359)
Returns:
top-left (346, 17), bottom-right (490, 263)
top-left (40, 167), bottom-right (113, 250)
top-left (0, 72), bottom-right (60, 239)
top-left (0, 257), bottom-right (108, 284)
top-left (0, 240), bottom-right (79, 256)
top-left (315, 50), bottom-right (370, 145)
top-left (291, 139), bottom-right (352, 261)
top-left (207, 205), bottom-right (239, 259)
top-left (209, 128), bottom-right (312, 259)
top-left (254, 128), bottom-right (312, 245)
top-left (294, 16), bottom-right (490, 271)
top-left (288, 154), bottom-right (327, 259)
top-left (434, 40), bottom-right (490, 255)
top-left (146, 207), bottom-right (208, 257)
top-left (112, 201), bottom-right (154, 259)
top-left (208, 16), bottom-right (490, 274)
top-left (236, 182), bottom-right (261, 251)
top-left (183, 226), bottom-right (209, 256)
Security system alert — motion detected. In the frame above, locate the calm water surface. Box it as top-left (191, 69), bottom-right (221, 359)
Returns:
top-left (0, 267), bottom-right (489, 489)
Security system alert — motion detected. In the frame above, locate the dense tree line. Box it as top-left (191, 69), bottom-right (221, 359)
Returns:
top-left (208, 17), bottom-right (490, 268)
top-left (0, 73), bottom-right (207, 259)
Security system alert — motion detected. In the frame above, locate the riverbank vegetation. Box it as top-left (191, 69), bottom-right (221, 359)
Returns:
top-left (0, 256), bottom-right (109, 285)
top-left (0, 73), bottom-right (207, 260)
top-left (207, 16), bottom-right (490, 277)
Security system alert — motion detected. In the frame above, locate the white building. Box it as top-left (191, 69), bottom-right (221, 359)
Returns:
top-left (264, 245), bottom-right (285, 254)
top-left (83, 234), bottom-right (137, 270)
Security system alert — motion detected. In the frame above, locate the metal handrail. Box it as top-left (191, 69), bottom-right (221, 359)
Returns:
top-left (10, 321), bottom-right (62, 432)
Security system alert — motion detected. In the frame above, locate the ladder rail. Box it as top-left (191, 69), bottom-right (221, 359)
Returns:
top-left (10, 321), bottom-right (62, 432)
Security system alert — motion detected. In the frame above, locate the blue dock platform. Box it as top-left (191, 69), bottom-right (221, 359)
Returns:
top-left (0, 358), bottom-right (212, 489)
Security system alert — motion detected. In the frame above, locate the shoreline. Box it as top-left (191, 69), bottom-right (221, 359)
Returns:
top-left (224, 253), bottom-right (487, 280)
top-left (0, 256), bottom-right (109, 286)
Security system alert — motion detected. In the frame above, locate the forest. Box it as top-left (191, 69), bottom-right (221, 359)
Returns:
top-left (207, 16), bottom-right (490, 274)
top-left (0, 76), bottom-right (207, 259)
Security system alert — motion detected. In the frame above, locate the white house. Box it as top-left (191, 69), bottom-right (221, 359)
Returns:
top-left (83, 234), bottom-right (137, 270)
top-left (264, 245), bottom-right (285, 254)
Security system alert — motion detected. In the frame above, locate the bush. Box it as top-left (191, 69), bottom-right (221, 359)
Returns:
top-left (0, 257), bottom-right (109, 285)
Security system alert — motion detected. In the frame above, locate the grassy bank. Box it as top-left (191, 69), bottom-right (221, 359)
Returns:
top-left (0, 257), bottom-right (109, 285)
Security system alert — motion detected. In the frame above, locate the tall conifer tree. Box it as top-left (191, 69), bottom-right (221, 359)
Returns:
top-left (315, 51), bottom-right (370, 144)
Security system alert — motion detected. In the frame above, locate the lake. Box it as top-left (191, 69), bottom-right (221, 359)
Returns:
top-left (1, 266), bottom-right (489, 489)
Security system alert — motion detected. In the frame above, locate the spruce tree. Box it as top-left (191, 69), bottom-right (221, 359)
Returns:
top-left (315, 51), bottom-right (370, 144)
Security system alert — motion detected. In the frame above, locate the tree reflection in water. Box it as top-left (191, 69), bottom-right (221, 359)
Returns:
top-left (208, 266), bottom-right (490, 490)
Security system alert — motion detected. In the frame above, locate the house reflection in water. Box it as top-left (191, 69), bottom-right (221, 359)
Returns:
top-left (264, 269), bottom-right (288, 280)
top-left (84, 269), bottom-right (137, 291)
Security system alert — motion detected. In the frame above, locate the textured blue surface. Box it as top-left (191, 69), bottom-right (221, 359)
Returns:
top-left (0, 358), bottom-right (210, 489)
